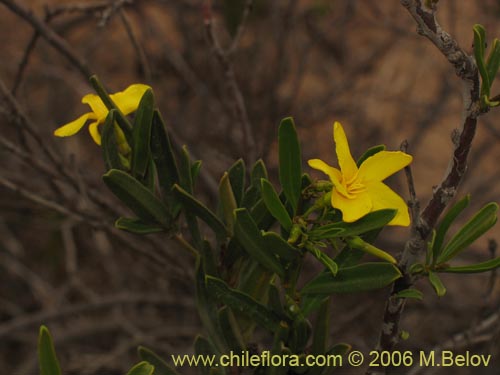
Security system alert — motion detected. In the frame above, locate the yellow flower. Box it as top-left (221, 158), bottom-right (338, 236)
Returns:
top-left (54, 84), bottom-right (150, 145)
top-left (308, 122), bottom-right (412, 226)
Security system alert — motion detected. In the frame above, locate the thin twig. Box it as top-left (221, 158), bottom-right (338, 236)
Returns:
top-left (0, 0), bottom-right (93, 78)
top-left (227, 0), bottom-right (254, 55)
top-left (368, 1), bottom-right (483, 372)
top-left (119, 7), bottom-right (152, 82)
top-left (203, 0), bottom-right (256, 164)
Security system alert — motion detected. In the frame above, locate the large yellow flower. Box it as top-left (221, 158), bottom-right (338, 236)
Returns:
top-left (54, 84), bottom-right (150, 145)
top-left (308, 122), bottom-right (412, 226)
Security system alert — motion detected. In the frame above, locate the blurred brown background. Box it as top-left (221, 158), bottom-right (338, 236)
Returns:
top-left (0, 1), bottom-right (499, 374)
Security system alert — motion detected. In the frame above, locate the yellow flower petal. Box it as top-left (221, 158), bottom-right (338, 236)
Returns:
top-left (365, 182), bottom-right (410, 226)
top-left (333, 122), bottom-right (358, 182)
top-left (110, 84), bottom-right (151, 115)
top-left (331, 188), bottom-right (372, 222)
top-left (358, 151), bottom-right (412, 183)
top-left (308, 159), bottom-right (348, 196)
top-left (88, 121), bottom-right (102, 145)
top-left (82, 93), bottom-right (108, 121)
top-left (54, 113), bottom-right (90, 137)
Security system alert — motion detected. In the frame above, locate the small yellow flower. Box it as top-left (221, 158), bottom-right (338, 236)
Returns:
top-left (54, 84), bottom-right (150, 145)
top-left (308, 122), bottom-right (412, 226)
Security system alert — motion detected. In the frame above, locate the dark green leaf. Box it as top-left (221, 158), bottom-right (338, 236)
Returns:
top-left (311, 298), bottom-right (330, 355)
top-left (236, 259), bottom-right (272, 301)
top-left (309, 209), bottom-right (396, 240)
top-left (103, 169), bottom-right (171, 227)
top-left (261, 231), bottom-right (301, 262)
top-left (356, 144), bottom-right (386, 167)
top-left (227, 159), bottom-right (245, 206)
top-left (428, 271), bottom-right (446, 297)
top-left (234, 208), bottom-right (285, 277)
top-left (486, 38), bottom-right (500, 84)
top-left (194, 336), bottom-right (222, 375)
top-left (289, 316), bottom-right (312, 353)
top-left (138, 346), bottom-right (179, 375)
top-left (242, 159), bottom-right (268, 209)
top-left (218, 306), bottom-right (246, 352)
top-left (317, 252), bottom-right (338, 276)
top-left (394, 288), bottom-right (423, 300)
top-left (38, 325), bottom-right (61, 375)
top-left (218, 172), bottom-right (237, 235)
top-left (191, 160), bottom-right (202, 186)
top-left (437, 202), bottom-right (498, 264)
top-left (101, 109), bottom-right (125, 171)
top-left (150, 110), bottom-right (179, 199)
top-left (302, 262), bottom-right (402, 294)
top-left (115, 217), bottom-right (164, 234)
top-left (178, 146), bottom-right (194, 193)
top-left (126, 362), bottom-right (155, 375)
top-left (437, 257), bottom-right (500, 274)
top-left (173, 184), bottom-right (228, 238)
top-left (89, 75), bottom-right (133, 139)
top-left (300, 295), bottom-right (329, 316)
top-left (278, 117), bottom-right (302, 214)
top-left (206, 275), bottom-right (282, 333)
top-left (250, 199), bottom-right (275, 230)
top-left (432, 195), bottom-right (470, 264)
top-left (132, 89), bottom-right (154, 179)
top-left (473, 24), bottom-right (490, 96)
top-left (195, 256), bottom-right (226, 352)
top-left (261, 179), bottom-right (293, 231)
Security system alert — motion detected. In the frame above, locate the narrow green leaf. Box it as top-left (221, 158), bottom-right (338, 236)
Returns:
top-left (218, 172), bottom-right (237, 235)
top-left (268, 282), bottom-right (284, 317)
top-left (432, 195), bottom-right (470, 264)
top-left (394, 288), bottom-right (423, 300)
top-left (302, 262), bottom-right (402, 295)
top-left (178, 146), bottom-right (194, 193)
top-left (437, 257), bottom-right (500, 274)
top-left (126, 362), bottom-right (155, 375)
top-left (131, 89), bottom-right (154, 178)
top-left (194, 336), bottom-right (222, 375)
top-left (250, 198), bottom-right (275, 230)
top-left (251, 159), bottom-right (269, 186)
top-left (218, 306), bottom-right (246, 352)
top-left (227, 159), bottom-right (245, 206)
top-left (300, 295), bottom-right (329, 316)
top-left (38, 325), bottom-right (61, 375)
top-left (428, 271), bottom-right (446, 297)
top-left (115, 217), bottom-right (164, 234)
top-left (261, 178), bottom-right (293, 231)
top-left (278, 117), bottom-right (302, 214)
top-left (309, 209), bottom-right (396, 240)
top-left (89, 75), bottom-right (133, 140)
top-left (356, 144), bottom-right (386, 167)
top-left (311, 298), bottom-right (330, 355)
top-left (261, 231), bottom-right (301, 262)
top-left (103, 169), bottom-right (171, 227)
top-left (437, 202), bottom-right (498, 264)
top-left (195, 256), bottom-right (226, 352)
top-left (138, 346), bottom-right (178, 375)
top-left (473, 24), bottom-right (490, 96)
top-left (346, 236), bottom-right (397, 264)
top-left (150, 110), bottom-right (179, 199)
top-left (173, 184), bottom-right (228, 238)
top-left (486, 38), bottom-right (500, 84)
top-left (206, 275), bottom-right (282, 333)
top-left (101, 109), bottom-right (125, 171)
top-left (317, 252), bottom-right (338, 276)
top-left (191, 160), bottom-right (202, 185)
top-left (289, 316), bottom-right (312, 353)
top-left (234, 208), bottom-right (285, 277)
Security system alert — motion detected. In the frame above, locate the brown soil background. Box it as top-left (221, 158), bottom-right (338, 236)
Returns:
top-left (0, 1), bottom-right (499, 374)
